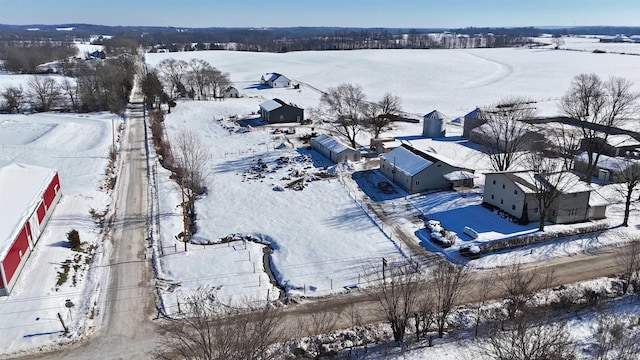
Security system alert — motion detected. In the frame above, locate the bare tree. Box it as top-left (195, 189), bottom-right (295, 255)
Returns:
top-left (172, 129), bottom-right (212, 238)
top-left (560, 74), bottom-right (639, 182)
top-left (432, 261), bottom-right (470, 337)
top-left (616, 238), bottom-right (640, 294)
top-left (367, 261), bottom-right (422, 343)
top-left (155, 288), bottom-right (285, 360)
top-left (478, 312), bottom-right (576, 360)
top-left (473, 272), bottom-right (496, 337)
top-left (157, 58), bottom-right (188, 97)
top-left (499, 263), bottom-right (553, 320)
top-left (476, 96), bottom-right (538, 171)
top-left (592, 309), bottom-right (640, 360)
top-left (1, 85), bottom-right (25, 113)
top-left (202, 66), bottom-right (231, 99)
top-left (365, 92), bottom-right (402, 138)
top-left (297, 311), bottom-right (339, 359)
top-left (616, 162), bottom-right (640, 227)
top-left (526, 148), bottom-right (581, 231)
top-left (61, 78), bottom-right (78, 112)
top-left (28, 75), bottom-right (61, 112)
top-left (319, 83), bottom-right (369, 148)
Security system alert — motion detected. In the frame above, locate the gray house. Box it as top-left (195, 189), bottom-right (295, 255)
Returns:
top-left (482, 171), bottom-right (608, 224)
top-left (311, 134), bottom-right (361, 163)
top-left (259, 99), bottom-right (304, 124)
top-left (379, 144), bottom-right (473, 193)
top-left (260, 73), bottom-right (291, 88)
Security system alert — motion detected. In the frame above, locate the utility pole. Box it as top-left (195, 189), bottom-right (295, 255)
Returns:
top-left (181, 178), bottom-right (189, 252)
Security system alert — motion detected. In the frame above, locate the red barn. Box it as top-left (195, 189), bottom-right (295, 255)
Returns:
top-left (0, 163), bottom-right (61, 296)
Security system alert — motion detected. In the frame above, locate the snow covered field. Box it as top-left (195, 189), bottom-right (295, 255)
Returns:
top-left (0, 112), bottom-right (118, 355)
top-left (0, 39), bottom-right (639, 357)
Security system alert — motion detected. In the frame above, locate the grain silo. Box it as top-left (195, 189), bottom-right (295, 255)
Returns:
top-left (422, 110), bottom-right (446, 138)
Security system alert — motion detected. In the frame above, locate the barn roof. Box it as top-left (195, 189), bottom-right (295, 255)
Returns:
top-left (0, 163), bottom-right (57, 259)
top-left (259, 98), bottom-right (302, 112)
top-left (259, 99), bottom-right (282, 112)
top-left (313, 134), bottom-right (352, 154)
top-left (382, 146), bottom-right (433, 176)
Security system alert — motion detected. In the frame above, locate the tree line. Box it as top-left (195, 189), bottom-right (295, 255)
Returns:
top-left (154, 251), bottom-right (640, 359)
top-left (0, 54), bottom-right (137, 114)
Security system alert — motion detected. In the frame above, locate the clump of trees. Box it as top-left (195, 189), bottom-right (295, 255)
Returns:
top-left (317, 82), bottom-right (402, 147)
top-left (155, 58), bottom-right (231, 100)
top-left (0, 42), bottom-right (77, 73)
top-left (368, 259), bottom-right (469, 343)
top-left (155, 287), bottom-right (286, 360)
top-left (559, 73), bottom-right (639, 182)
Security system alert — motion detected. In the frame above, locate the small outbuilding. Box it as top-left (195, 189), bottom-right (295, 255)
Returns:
top-left (0, 163), bottom-right (61, 296)
top-left (260, 73), bottom-right (291, 88)
top-left (259, 98), bottom-right (304, 124)
top-left (223, 86), bottom-right (240, 98)
top-left (311, 134), bottom-right (361, 163)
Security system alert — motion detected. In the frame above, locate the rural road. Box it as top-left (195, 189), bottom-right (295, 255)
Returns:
top-left (14, 84), bottom-right (633, 358)
top-left (23, 82), bottom-right (159, 359)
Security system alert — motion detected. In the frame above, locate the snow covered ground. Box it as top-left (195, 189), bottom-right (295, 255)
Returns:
top-left (0, 39), bottom-right (639, 357)
top-left (0, 112), bottom-right (119, 355)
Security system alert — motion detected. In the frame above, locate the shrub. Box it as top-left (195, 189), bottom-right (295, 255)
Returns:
top-left (67, 229), bottom-right (81, 250)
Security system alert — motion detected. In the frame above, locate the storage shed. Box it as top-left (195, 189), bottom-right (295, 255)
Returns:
top-left (0, 163), bottom-right (61, 296)
top-left (259, 98), bottom-right (304, 124)
top-left (310, 134), bottom-right (361, 163)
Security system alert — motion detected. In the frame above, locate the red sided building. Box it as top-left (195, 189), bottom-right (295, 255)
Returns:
top-left (0, 163), bottom-right (61, 296)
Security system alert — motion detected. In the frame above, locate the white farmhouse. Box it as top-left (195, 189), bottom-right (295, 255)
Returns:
top-left (260, 73), bottom-right (291, 88)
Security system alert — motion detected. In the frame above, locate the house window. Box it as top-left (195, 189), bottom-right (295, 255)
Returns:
top-left (511, 205), bottom-right (516, 210)
top-left (491, 194), bottom-right (494, 199)
top-left (533, 207), bottom-right (539, 213)
top-left (415, 181), bottom-right (420, 185)
top-left (514, 190), bottom-right (518, 195)
top-left (502, 184), bottom-right (506, 189)
top-left (280, 115), bottom-right (285, 121)
top-left (492, 180), bottom-right (496, 185)
top-left (500, 199), bottom-right (503, 204)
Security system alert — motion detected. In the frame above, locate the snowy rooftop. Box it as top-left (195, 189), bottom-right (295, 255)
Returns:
top-left (443, 170), bottom-right (476, 181)
top-left (605, 134), bottom-right (640, 148)
top-left (381, 146), bottom-right (433, 176)
top-left (0, 163), bottom-right (56, 258)
top-left (259, 99), bottom-right (283, 112)
top-left (424, 110), bottom-right (448, 120)
top-left (575, 152), bottom-right (637, 171)
top-left (313, 134), bottom-right (352, 153)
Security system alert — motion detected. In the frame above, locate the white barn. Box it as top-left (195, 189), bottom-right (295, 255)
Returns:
top-left (310, 135), bottom-right (361, 163)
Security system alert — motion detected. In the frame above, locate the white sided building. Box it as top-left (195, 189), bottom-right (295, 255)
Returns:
top-left (0, 163), bottom-right (61, 296)
top-left (310, 134), bottom-right (361, 163)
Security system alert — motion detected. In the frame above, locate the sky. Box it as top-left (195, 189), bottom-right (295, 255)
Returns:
top-left (1, 0), bottom-right (639, 29)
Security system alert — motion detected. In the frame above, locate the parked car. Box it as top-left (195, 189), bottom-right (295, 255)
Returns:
top-left (378, 181), bottom-right (395, 194)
